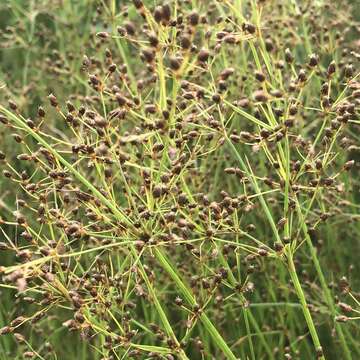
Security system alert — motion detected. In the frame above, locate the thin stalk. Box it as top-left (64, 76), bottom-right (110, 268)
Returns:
top-left (287, 250), bottom-right (324, 359)
top-left (154, 249), bottom-right (238, 360)
top-left (224, 123), bottom-right (326, 358)
top-left (295, 200), bottom-right (352, 360)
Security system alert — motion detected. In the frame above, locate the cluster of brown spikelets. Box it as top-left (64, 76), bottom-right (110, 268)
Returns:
top-left (0, 1), bottom-right (360, 359)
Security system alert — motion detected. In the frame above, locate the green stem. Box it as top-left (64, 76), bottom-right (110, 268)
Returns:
top-left (287, 250), bottom-right (324, 360)
top-left (154, 249), bottom-right (238, 360)
top-left (295, 201), bottom-right (352, 360)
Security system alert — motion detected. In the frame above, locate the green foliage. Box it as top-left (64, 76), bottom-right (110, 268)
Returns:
top-left (0, 1), bottom-right (360, 359)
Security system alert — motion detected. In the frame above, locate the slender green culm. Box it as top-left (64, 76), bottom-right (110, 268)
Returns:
top-left (0, 1), bottom-right (358, 359)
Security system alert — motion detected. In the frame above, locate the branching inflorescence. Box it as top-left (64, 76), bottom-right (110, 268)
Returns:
top-left (0, 1), bottom-right (359, 359)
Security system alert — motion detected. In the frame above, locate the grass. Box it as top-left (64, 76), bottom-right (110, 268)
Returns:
top-left (0, 0), bottom-right (359, 359)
